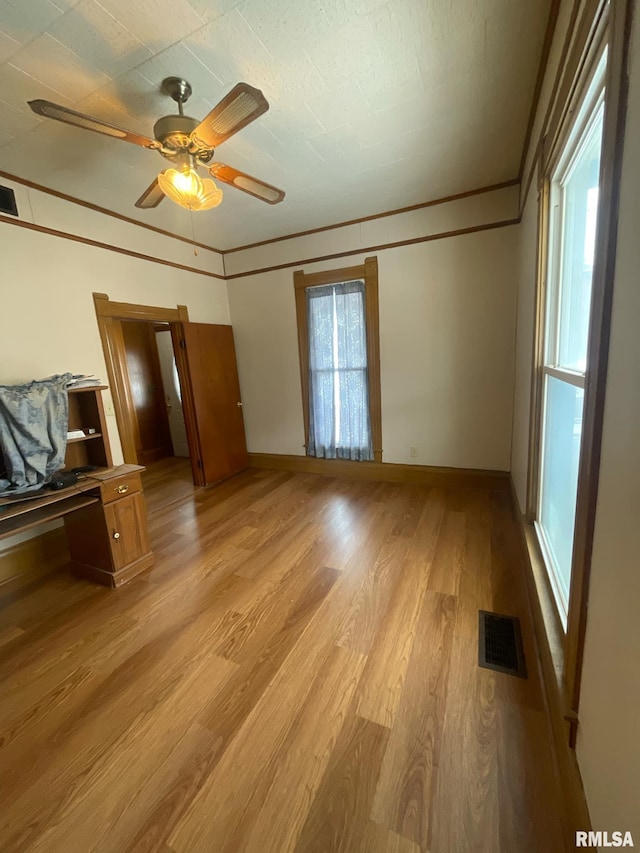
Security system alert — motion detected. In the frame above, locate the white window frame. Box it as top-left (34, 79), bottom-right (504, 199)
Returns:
top-left (534, 47), bottom-right (608, 627)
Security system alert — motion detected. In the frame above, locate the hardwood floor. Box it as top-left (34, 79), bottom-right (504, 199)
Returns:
top-left (0, 459), bottom-right (568, 852)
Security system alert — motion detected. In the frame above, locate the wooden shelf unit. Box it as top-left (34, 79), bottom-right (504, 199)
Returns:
top-left (0, 387), bottom-right (153, 588)
top-left (67, 433), bottom-right (103, 444)
top-left (65, 386), bottom-right (113, 470)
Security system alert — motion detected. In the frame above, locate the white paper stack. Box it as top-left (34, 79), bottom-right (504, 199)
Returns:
top-left (66, 374), bottom-right (102, 389)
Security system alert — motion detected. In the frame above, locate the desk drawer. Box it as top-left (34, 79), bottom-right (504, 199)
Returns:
top-left (100, 472), bottom-right (142, 504)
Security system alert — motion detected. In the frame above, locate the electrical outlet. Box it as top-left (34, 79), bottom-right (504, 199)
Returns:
top-left (410, 447), bottom-right (418, 458)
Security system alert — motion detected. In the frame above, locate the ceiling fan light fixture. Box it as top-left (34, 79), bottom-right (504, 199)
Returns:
top-left (30, 79), bottom-right (285, 211)
top-left (158, 167), bottom-right (223, 211)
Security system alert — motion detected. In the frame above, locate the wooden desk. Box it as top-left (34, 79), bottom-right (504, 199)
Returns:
top-left (0, 465), bottom-right (154, 588)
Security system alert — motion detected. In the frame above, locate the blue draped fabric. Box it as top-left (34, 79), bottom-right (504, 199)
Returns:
top-left (306, 280), bottom-right (372, 461)
top-left (0, 374), bottom-right (72, 493)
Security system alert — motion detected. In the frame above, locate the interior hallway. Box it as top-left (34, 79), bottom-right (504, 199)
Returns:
top-left (0, 460), bottom-right (566, 852)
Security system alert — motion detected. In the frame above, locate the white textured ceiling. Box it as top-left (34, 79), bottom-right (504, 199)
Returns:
top-left (0, 0), bottom-right (550, 250)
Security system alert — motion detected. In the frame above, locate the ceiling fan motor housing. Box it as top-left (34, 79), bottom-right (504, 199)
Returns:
top-left (154, 114), bottom-right (200, 150)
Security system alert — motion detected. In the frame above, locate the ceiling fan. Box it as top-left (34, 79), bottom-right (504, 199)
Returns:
top-left (28, 77), bottom-right (285, 212)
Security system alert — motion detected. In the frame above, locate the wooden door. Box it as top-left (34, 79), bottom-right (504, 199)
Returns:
top-left (173, 322), bottom-right (248, 486)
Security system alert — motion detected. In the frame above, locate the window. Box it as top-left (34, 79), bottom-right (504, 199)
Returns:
top-left (294, 257), bottom-right (381, 462)
top-left (535, 52), bottom-right (607, 625)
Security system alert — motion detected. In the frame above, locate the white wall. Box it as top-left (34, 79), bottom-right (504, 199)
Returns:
top-left (576, 11), bottom-right (640, 841)
top-left (227, 185), bottom-right (519, 470)
top-left (0, 181), bottom-right (229, 553)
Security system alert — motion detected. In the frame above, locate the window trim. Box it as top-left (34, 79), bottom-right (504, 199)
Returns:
top-left (526, 0), bottom-right (633, 729)
top-left (294, 257), bottom-right (382, 462)
top-left (532, 37), bottom-right (607, 626)
top-left (536, 76), bottom-right (605, 626)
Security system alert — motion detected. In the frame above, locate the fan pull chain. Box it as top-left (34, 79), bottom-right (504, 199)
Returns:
top-left (190, 209), bottom-right (198, 256)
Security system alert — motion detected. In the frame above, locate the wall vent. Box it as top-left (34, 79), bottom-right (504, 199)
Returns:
top-left (478, 610), bottom-right (527, 678)
top-left (0, 185), bottom-right (18, 217)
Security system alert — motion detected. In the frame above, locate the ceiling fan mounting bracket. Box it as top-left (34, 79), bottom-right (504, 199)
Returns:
top-left (161, 77), bottom-right (193, 110)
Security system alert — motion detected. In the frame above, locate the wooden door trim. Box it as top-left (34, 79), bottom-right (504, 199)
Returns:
top-left (93, 293), bottom-right (192, 469)
top-left (94, 293), bottom-right (189, 323)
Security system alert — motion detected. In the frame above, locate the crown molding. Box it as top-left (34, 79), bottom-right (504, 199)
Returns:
top-left (223, 178), bottom-right (520, 254)
top-left (225, 218), bottom-right (521, 280)
top-left (1, 210), bottom-right (520, 282)
top-left (0, 213), bottom-right (226, 280)
top-left (0, 168), bottom-right (522, 260)
top-left (0, 169), bottom-right (224, 255)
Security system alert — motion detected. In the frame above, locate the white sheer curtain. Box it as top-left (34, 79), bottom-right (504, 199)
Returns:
top-left (306, 280), bottom-right (372, 460)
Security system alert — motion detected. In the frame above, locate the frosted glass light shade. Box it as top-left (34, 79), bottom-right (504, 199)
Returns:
top-left (158, 168), bottom-right (223, 211)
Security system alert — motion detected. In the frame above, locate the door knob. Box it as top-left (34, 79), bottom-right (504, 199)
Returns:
top-left (237, 402), bottom-right (243, 407)
top-left (113, 532), bottom-right (120, 540)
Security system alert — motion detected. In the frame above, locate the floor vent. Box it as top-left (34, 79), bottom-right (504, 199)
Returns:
top-left (478, 610), bottom-right (527, 678)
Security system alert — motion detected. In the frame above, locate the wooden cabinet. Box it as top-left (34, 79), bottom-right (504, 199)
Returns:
top-left (64, 468), bottom-right (153, 588)
top-left (61, 388), bottom-right (153, 588)
top-left (98, 469), bottom-right (142, 504)
top-left (104, 492), bottom-right (150, 571)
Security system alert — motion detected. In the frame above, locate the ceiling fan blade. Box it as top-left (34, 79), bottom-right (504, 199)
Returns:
top-left (191, 83), bottom-right (269, 149)
top-left (208, 163), bottom-right (285, 204)
top-left (28, 100), bottom-right (159, 149)
top-left (135, 178), bottom-right (165, 209)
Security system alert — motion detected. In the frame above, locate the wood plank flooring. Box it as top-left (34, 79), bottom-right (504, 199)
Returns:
top-left (0, 458), bottom-right (569, 852)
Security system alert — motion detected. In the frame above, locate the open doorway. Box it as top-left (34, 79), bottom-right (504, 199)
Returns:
top-left (154, 325), bottom-right (190, 458)
top-left (121, 320), bottom-right (170, 465)
top-left (93, 292), bottom-right (248, 489)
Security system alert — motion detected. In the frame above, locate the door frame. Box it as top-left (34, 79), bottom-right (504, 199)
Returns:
top-left (93, 293), bottom-right (202, 485)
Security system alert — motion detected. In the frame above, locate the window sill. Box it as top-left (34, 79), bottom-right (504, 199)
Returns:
top-left (519, 517), bottom-right (580, 743)
top-left (523, 522), bottom-right (567, 686)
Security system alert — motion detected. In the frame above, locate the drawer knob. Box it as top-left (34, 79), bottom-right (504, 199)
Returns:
top-left (115, 484), bottom-right (129, 494)
top-left (113, 532), bottom-right (120, 540)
